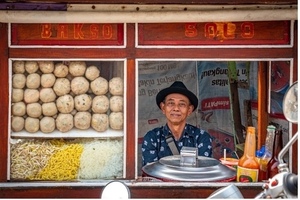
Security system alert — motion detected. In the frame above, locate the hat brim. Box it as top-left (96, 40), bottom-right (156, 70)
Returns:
top-left (156, 87), bottom-right (198, 111)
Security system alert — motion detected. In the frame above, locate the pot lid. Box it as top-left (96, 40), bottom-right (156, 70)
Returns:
top-left (142, 156), bottom-right (236, 182)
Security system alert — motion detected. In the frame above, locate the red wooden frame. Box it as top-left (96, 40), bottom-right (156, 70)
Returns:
top-left (11, 23), bottom-right (124, 46)
top-left (0, 20), bottom-right (297, 198)
top-left (138, 21), bottom-right (290, 46)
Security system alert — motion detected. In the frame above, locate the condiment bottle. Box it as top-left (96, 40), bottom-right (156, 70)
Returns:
top-left (256, 145), bottom-right (265, 166)
top-left (237, 126), bottom-right (260, 182)
top-left (267, 129), bottom-right (283, 179)
top-left (258, 125), bottom-right (276, 181)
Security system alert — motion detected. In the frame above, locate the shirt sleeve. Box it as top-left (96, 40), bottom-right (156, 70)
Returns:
top-left (141, 130), bottom-right (159, 166)
top-left (197, 130), bottom-right (213, 157)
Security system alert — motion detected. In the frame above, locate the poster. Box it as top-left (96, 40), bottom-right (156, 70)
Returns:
top-left (269, 61), bottom-right (291, 118)
top-left (197, 61), bottom-right (258, 158)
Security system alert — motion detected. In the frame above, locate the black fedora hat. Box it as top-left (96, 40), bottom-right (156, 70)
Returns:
top-left (156, 81), bottom-right (198, 111)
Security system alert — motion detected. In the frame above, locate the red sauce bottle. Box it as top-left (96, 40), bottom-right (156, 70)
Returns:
top-left (258, 125), bottom-right (276, 181)
top-left (237, 126), bottom-right (260, 182)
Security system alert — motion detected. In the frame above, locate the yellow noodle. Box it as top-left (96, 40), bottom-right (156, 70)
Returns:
top-left (33, 143), bottom-right (83, 181)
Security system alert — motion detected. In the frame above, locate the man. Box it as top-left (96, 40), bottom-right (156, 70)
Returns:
top-left (141, 81), bottom-right (213, 166)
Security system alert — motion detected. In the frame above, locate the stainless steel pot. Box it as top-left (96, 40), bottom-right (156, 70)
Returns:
top-left (142, 155), bottom-right (236, 182)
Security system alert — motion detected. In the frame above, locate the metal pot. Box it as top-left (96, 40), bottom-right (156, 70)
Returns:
top-left (142, 155), bottom-right (236, 182)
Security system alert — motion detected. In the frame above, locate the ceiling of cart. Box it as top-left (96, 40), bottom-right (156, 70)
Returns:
top-left (0, 1), bottom-right (297, 23)
top-left (0, 0), bottom-right (298, 4)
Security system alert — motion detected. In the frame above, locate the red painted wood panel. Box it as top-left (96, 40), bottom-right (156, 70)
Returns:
top-left (0, 23), bottom-right (9, 182)
top-left (0, 185), bottom-right (263, 198)
top-left (11, 23), bottom-right (124, 46)
top-left (138, 21), bottom-right (290, 46)
top-left (0, 20), bottom-right (297, 198)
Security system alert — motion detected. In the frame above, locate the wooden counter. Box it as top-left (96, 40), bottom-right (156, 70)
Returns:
top-left (0, 181), bottom-right (263, 198)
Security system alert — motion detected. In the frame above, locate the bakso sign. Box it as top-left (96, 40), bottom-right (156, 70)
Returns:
top-left (11, 23), bottom-right (124, 46)
top-left (11, 21), bottom-right (290, 46)
top-left (138, 21), bottom-right (290, 46)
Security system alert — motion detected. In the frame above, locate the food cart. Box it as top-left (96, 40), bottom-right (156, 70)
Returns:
top-left (0, 0), bottom-right (297, 198)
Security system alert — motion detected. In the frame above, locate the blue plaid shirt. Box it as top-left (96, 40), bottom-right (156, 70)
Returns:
top-left (141, 124), bottom-right (213, 166)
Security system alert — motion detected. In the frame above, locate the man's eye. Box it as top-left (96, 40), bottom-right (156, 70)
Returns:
top-left (165, 102), bottom-right (187, 108)
top-left (167, 102), bottom-right (175, 106)
top-left (179, 103), bottom-right (187, 108)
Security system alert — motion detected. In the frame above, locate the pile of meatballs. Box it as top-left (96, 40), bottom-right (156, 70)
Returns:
top-left (11, 60), bottom-right (123, 134)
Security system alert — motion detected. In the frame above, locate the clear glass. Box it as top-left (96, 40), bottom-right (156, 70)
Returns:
top-left (137, 60), bottom-right (291, 178)
top-left (9, 59), bottom-right (125, 181)
top-left (137, 60), bottom-right (257, 175)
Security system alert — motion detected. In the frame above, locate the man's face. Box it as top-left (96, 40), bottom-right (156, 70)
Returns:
top-left (160, 93), bottom-right (194, 125)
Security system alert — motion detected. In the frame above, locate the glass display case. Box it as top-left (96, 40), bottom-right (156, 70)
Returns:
top-left (9, 59), bottom-right (125, 181)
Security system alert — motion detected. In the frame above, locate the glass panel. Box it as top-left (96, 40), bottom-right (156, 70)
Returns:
top-left (137, 60), bottom-right (290, 180)
top-left (10, 138), bottom-right (123, 180)
top-left (9, 59), bottom-right (125, 181)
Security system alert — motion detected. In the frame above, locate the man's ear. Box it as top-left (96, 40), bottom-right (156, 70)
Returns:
top-left (188, 105), bottom-right (194, 115)
top-left (159, 102), bottom-right (165, 110)
top-left (160, 102), bottom-right (167, 114)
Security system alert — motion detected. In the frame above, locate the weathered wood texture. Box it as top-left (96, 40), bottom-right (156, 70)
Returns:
top-left (0, 185), bottom-right (262, 198)
top-left (257, 61), bottom-right (268, 150)
top-left (138, 22), bottom-right (290, 46)
top-left (291, 21), bottom-right (298, 174)
top-left (1, 0), bottom-right (297, 5)
top-left (0, 23), bottom-right (9, 182)
top-left (11, 23), bottom-right (124, 46)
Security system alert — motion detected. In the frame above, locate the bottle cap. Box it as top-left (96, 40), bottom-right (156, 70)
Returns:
top-left (256, 145), bottom-right (265, 157)
top-left (247, 126), bottom-right (255, 133)
top-left (267, 125), bottom-right (276, 130)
